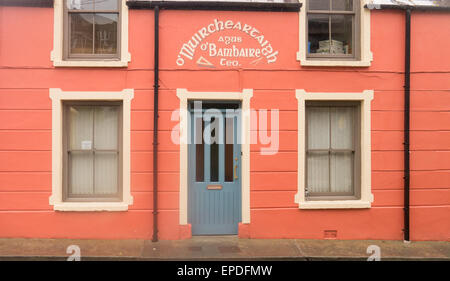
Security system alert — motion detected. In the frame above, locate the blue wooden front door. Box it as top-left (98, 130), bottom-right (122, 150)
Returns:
top-left (188, 102), bottom-right (241, 235)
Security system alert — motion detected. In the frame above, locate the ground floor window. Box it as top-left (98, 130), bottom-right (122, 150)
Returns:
top-left (306, 101), bottom-right (361, 200)
top-left (63, 102), bottom-right (122, 201)
top-left (49, 88), bottom-right (134, 211)
top-left (295, 89), bottom-right (373, 209)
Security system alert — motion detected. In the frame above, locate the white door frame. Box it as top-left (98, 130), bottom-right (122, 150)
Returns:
top-left (176, 88), bottom-right (253, 226)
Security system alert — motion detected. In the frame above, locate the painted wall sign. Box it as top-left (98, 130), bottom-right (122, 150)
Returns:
top-left (176, 19), bottom-right (279, 68)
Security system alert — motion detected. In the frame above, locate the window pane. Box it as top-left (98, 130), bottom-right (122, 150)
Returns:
top-left (70, 13), bottom-right (94, 54)
top-left (307, 107), bottom-right (330, 149)
top-left (331, 15), bottom-right (353, 55)
top-left (309, 0), bottom-right (330, 10)
top-left (67, 0), bottom-right (93, 10)
top-left (307, 152), bottom-right (329, 193)
top-left (69, 106), bottom-right (93, 150)
top-left (330, 106), bottom-right (354, 149)
top-left (70, 152), bottom-right (94, 195)
top-left (195, 117), bottom-right (204, 182)
top-left (330, 152), bottom-right (353, 193)
top-left (94, 106), bottom-right (118, 150)
top-left (210, 117), bottom-right (219, 182)
top-left (95, 152), bottom-right (118, 194)
top-left (332, 0), bottom-right (353, 11)
top-left (308, 14), bottom-right (330, 54)
top-left (225, 117), bottom-right (234, 182)
top-left (94, 0), bottom-right (118, 10)
top-left (94, 13), bottom-right (118, 54)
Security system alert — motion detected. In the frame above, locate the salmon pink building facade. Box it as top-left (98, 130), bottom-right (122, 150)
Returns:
top-left (0, 0), bottom-right (449, 242)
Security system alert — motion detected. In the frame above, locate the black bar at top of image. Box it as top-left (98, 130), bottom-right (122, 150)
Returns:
top-left (0, 0), bottom-right (54, 7)
top-left (126, 1), bottom-right (302, 12)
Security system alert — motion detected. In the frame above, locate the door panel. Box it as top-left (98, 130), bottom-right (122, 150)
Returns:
top-left (188, 103), bottom-right (241, 235)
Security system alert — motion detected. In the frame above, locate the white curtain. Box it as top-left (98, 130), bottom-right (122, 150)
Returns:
top-left (94, 106), bottom-right (119, 194)
top-left (307, 107), bottom-right (330, 192)
top-left (307, 152), bottom-right (329, 193)
top-left (308, 107), bottom-right (329, 150)
top-left (95, 152), bottom-right (118, 194)
top-left (94, 106), bottom-right (118, 150)
top-left (307, 106), bottom-right (354, 194)
top-left (69, 106), bottom-right (94, 195)
top-left (330, 107), bottom-right (353, 192)
top-left (331, 107), bottom-right (353, 150)
top-left (69, 106), bottom-right (118, 196)
top-left (70, 152), bottom-right (94, 195)
top-left (69, 106), bottom-right (93, 150)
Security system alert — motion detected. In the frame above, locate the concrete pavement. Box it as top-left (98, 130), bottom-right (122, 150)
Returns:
top-left (0, 236), bottom-right (449, 261)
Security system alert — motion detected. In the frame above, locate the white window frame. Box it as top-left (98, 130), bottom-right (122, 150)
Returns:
top-left (49, 88), bottom-right (134, 211)
top-left (297, 0), bottom-right (373, 67)
top-left (295, 89), bottom-right (374, 209)
top-left (51, 0), bottom-right (131, 67)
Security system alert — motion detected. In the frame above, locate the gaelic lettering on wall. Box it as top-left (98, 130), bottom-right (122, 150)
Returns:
top-left (176, 19), bottom-right (279, 68)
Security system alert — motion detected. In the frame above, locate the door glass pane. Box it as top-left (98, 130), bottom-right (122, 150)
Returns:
top-left (210, 117), bottom-right (219, 182)
top-left (67, 0), bottom-right (93, 10)
top-left (70, 13), bottom-right (94, 54)
top-left (69, 106), bottom-right (93, 150)
top-left (94, 106), bottom-right (118, 150)
top-left (309, 0), bottom-right (330, 10)
top-left (330, 152), bottom-right (353, 193)
top-left (70, 152), bottom-right (94, 195)
top-left (94, 14), bottom-right (118, 54)
top-left (307, 151), bottom-right (329, 193)
top-left (331, 15), bottom-right (353, 55)
top-left (94, 0), bottom-right (118, 10)
top-left (95, 151), bottom-right (118, 194)
top-left (331, 106), bottom-right (354, 149)
top-left (308, 14), bottom-right (330, 54)
top-left (195, 117), bottom-right (204, 182)
top-left (307, 107), bottom-right (330, 149)
top-left (225, 117), bottom-right (234, 182)
top-left (332, 0), bottom-right (353, 11)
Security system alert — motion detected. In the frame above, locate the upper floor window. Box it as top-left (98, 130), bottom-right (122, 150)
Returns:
top-left (65, 0), bottom-right (120, 59)
top-left (297, 0), bottom-right (372, 67)
top-left (52, 0), bottom-right (130, 67)
top-left (307, 0), bottom-right (359, 59)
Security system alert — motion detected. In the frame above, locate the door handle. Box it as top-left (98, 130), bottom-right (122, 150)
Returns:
top-left (234, 157), bottom-right (238, 180)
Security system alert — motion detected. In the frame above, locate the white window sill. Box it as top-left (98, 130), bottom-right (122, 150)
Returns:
top-left (297, 51), bottom-right (373, 67)
top-left (300, 59), bottom-right (372, 67)
top-left (53, 202), bottom-right (129, 212)
top-left (298, 200), bottom-right (371, 209)
top-left (52, 60), bottom-right (129, 68)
